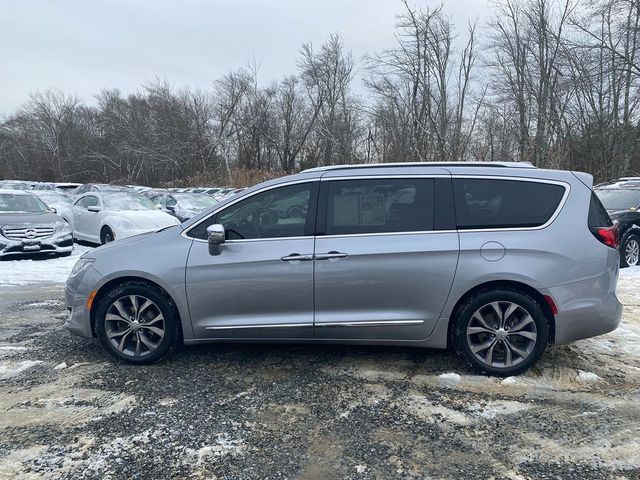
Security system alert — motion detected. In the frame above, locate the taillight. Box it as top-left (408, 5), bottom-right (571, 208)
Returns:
top-left (591, 224), bottom-right (619, 249)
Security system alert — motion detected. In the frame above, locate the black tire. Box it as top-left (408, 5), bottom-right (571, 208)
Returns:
top-left (452, 288), bottom-right (549, 377)
top-left (58, 252), bottom-right (72, 257)
top-left (100, 226), bottom-right (114, 245)
top-left (94, 281), bottom-right (181, 365)
top-left (620, 233), bottom-right (640, 268)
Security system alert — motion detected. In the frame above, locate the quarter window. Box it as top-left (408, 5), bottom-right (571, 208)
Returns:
top-left (452, 179), bottom-right (565, 229)
top-left (324, 178), bottom-right (434, 235)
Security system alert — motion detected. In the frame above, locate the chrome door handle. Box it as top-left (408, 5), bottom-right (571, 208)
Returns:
top-left (315, 251), bottom-right (348, 260)
top-left (281, 253), bottom-right (314, 262)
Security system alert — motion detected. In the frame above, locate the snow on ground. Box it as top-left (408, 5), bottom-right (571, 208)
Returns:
top-left (0, 244), bottom-right (94, 287)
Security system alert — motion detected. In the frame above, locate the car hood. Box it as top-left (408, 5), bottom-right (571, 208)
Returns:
top-left (84, 224), bottom-right (183, 258)
top-left (0, 212), bottom-right (64, 226)
top-left (107, 209), bottom-right (181, 227)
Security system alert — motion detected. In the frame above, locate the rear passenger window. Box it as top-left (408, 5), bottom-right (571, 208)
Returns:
top-left (325, 179), bottom-right (434, 235)
top-left (452, 179), bottom-right (565, 229)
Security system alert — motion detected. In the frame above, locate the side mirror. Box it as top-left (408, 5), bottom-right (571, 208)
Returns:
top-left (207, 224), bottom-right (225, 256)
top-left (50, 207), bottom-right (57, 214)
top-left (87, 206), bottom-right (101, 213)
top-left (166, 205), bottom-right (175, 212)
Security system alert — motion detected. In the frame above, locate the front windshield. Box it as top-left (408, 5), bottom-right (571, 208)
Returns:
top-left (175, 194), bottom-right (217, 210)
top-left (596, 189), bottom-right (640, 210)
top-left (0, 193), bottom-right (50, 213)
top-left (103, 193), bottom-right (157, 211)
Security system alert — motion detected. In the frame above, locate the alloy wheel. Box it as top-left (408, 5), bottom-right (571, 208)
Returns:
top-left (466, 301), bottom-right (538, 369)
top-left (104, 295), bottom-right (165, 357)
top-left (625, 238), bottom-right (639, 266)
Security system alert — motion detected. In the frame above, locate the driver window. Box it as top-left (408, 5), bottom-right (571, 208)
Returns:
top-left (189, 183), bottom-right (313, 240)
top-left (75, 196), bottom-right (98, 208)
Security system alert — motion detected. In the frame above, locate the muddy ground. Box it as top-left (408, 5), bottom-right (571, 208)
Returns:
top-left (0, 269), bottom-right (639, 479)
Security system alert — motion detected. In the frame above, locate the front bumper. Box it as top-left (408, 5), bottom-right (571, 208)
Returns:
top-left (0, 233), bottom-right (73, 257)
top-left (64, 265), bottom-right (103, 338)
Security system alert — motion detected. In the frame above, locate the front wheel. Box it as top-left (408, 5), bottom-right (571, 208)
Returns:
top-left (621, 234), bottom-right (640, 267)
top-left (94, 281), bottom-right (181, 364)
top-left (452, 288), bottom-right (549, 376)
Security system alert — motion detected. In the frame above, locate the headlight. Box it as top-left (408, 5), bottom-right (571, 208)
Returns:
top-left (54, 221), bottom-right (72, 235)
top-left (69, 258), bottom-right (95, 278)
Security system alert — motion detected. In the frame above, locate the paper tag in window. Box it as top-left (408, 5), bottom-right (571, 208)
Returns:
top-left (333, 194), bottom-right (359, 226)
top-left (360, 194), bottom-right (385, 225)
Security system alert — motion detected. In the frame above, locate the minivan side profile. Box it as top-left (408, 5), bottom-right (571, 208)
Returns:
top-left (64, 163), bottom-right (622, 376)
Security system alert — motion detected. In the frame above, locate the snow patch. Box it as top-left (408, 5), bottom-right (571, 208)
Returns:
top-left (25, 300), bottom-right (62, 308)
top-left (0, 244), bottom-right (93, 287)
top-left (576, 370), bottom-right (602, 384)
top-left (467, 400), bottom-right (531, 419)
top-left (438, 372), bottom-right (461, 386)
top-left (0, 360), bottom-right (42, 379)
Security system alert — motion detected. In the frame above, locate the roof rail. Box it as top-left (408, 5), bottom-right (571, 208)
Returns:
top-left (302, 161), bottom-right (535, 173)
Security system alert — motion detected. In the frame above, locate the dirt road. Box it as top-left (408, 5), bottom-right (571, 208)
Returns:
top-left (0, 269), bottom-right (639, 479)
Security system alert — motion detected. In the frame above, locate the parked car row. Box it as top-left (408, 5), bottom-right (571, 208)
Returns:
top-left (0, 188), bottom-right (181, 257)
top-left (0, 180), bottom-right (247, 203)
top-left (0, 178), bottom-right (253, 258)
top-left (0, 190), bottom-right (73, 258)
top-left (595, 177), bottom-right (640, 267)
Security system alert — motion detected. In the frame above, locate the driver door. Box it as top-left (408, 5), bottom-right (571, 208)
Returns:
top-left (185, 182), bottom-right (318, 339)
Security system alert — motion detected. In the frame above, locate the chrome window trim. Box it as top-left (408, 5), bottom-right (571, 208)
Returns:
top-left (320, 174), bottom-right (570, 236)
top-left (182, 179), bottom-right (316, 243)
top-left (317, 230), bottom-right (457, 240)
top-left (184, 174), bottom-right (571, 241)
top-left (320, 174), bottom-right (449, 181)
top-left (451, 175), bottom-right (571, 233)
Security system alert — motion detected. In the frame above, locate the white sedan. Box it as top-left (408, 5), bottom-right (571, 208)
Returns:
top-left (70, 192), bottom-right (181, 245)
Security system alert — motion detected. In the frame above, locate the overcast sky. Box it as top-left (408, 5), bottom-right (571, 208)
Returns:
top-left (0, 0), bottom-right (491, 113)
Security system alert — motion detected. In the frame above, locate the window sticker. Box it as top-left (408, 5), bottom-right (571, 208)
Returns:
top-left (360, 194), bottom-right (385, 225)
top-left (333, 194), bottom-right (359, 226)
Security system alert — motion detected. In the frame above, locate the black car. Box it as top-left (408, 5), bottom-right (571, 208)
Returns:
top-left (595, 181), bottom-right (640, 267)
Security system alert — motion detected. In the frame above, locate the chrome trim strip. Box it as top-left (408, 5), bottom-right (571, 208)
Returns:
top-left (314, 320), bottom-right (424, 327)
top-left (320, 174), bottom-right (449, 181)
top-left (450, 175), bottom-right (571, 233)
top-left (185, 174), bottom-right (571, 242)
top-left (317, 230), bottom-right (457, 239)
top-left (206, 323), bottom-right (313, 330)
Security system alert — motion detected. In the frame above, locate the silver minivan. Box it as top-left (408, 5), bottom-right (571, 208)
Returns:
top-left (65, 163), bottom-right (623, 376)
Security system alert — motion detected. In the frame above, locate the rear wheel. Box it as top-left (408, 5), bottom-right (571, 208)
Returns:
top-left (452, 288), bottom-right (549, 376)
top-left (94, 281), bottom-right (181, 364)
top-left (621, 234), bottom-right (640, 267)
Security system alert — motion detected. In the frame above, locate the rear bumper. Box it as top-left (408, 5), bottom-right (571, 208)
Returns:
top-left (547, 275), bottom-right (623, 345)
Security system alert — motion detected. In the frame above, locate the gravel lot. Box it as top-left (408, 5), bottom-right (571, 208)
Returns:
top-left (0, 249), bottom-right (639, 479)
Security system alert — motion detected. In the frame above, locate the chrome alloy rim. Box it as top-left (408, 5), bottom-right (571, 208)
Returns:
top-left (466, 301), bottom-right (538, 368)
top-left (625, 238), bottom-right (639, 266)
top-left (105, 295), bottom-right (165, 357)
